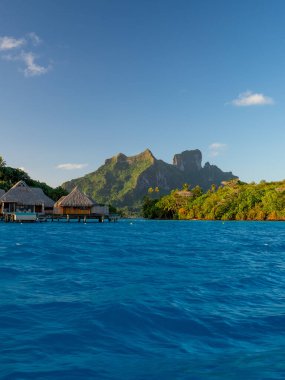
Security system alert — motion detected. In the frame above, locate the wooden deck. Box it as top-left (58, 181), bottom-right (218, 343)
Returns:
top-left (47, 213), bottom-right (120, 223)
top-left (1, 213), bottom-right (120, 223)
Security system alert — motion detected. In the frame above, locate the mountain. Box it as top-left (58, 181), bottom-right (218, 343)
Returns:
top-left (62, 149), bottom-right (237, 209)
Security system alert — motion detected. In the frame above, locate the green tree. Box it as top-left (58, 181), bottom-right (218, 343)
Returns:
top-left (192, 185), bottom-right (203, 198)
top-left (0, 156), bottom-right (6, 168)
top-left (143, 179), bottom-right (285, 221)
top-left (182, 183), bottom-right (190, 191)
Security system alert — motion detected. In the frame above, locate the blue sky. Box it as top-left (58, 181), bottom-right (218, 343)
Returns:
top-left (0, 0), bottom-right (284, 187)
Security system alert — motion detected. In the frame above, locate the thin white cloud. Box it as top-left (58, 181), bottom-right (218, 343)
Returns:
top-left (1, 53), bottom-right (18, 61)
top-left (0, 36), bottom-right (25, 50)
top-left (232, 91), bottom-right (274, 106)
top-left (56, 163), bottom-right (88, 170)
top-left (21, 52), bottom-right (50, 77)
top-left (209, 143), bottom-right (227, 157)
top-left (0, 33), bottom-right (51, 77)
top-left (27, 32), bottom-right (41, 46)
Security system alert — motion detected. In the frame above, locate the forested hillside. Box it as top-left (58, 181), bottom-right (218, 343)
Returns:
top-left (0, 156), bottom-right (67, 201)
top-left (142, 179), bottom-right (285, 220)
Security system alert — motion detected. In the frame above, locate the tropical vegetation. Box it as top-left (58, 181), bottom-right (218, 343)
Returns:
top-left (142, 180), bottom-right (285, 221)
top-left (0, 155), bottom-right (67, 201)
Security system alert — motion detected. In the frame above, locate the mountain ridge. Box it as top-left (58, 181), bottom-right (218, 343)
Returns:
top-left (62, 149), bottom-right (237, 209)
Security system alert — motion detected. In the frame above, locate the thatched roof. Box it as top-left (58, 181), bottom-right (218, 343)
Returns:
top-left (0, 181), bottom-right (54, 206)
top-left (30, 188), bottom-right (55, 207)
top-left (54, 196), bottom-right (66, 208)
top-left (57, 187), bottom-right (94, 207)
top-left (176, 190), bottom-right (193, 197)
top-left (0, 189), bottom-right (5, 198)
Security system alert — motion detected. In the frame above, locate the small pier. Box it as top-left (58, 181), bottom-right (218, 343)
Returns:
top-left (1, 213), bottom-right (120, 223)
top-left (49, 213), bottom-right (120, 223)
top-left (2, 212), bottom-right (37, 223)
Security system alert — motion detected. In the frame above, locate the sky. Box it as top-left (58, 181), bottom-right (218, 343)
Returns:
top-left (0, 0), bottom-right (285, 187)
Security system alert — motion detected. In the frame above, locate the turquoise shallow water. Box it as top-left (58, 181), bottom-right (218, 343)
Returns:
top-left (0, 220), bottom-right (285, 379)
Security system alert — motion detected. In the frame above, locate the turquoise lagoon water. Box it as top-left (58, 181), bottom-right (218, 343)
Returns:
top-left (0, 220), bottom-right (285, 379)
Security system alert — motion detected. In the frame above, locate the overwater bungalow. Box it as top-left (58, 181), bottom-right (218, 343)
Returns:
top-left (54, 187), bottom-right (109, 217)
top-left (53, 187), bottom-right (94, 215)
top-left (0, 181), bottom-right (54, 221)
top-left (31, 187), bottom-right (55, 214)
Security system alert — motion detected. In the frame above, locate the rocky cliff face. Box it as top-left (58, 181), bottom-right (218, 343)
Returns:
top-left (173, 149), bottom-right (202, 172)
top-left (62, 149), bottom-right (237, 209)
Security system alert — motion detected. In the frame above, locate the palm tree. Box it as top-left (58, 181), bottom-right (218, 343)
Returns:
top-left (0, 156), bottom-right (6, 168)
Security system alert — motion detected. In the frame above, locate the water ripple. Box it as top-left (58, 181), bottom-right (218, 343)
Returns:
top-left (0, 221), bottom-right (285, 379)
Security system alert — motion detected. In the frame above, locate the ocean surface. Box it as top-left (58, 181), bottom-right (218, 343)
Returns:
top-left (0, 220), bottom-right (285, 380)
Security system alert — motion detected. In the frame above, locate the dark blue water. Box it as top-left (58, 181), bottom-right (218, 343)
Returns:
top-left (0, 220), bottom-right (285, 379)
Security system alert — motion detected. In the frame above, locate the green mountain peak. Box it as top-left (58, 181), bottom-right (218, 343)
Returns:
top-left (62, 149), bottom-right (237, 209)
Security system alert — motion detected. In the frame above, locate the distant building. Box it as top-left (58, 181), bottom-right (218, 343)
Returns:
top-left (54, 187), bottom-right (93, 215)
top-left (176, 190), bottom-right (193, 198)
top-left (30, 187), bottom-right (55, 214)
top-left (0, 181), bottom-right (54, 221)
top-left (91, 204), bottom-right (109, 216)
top-left (54, 187), bottom-right (109, 216)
